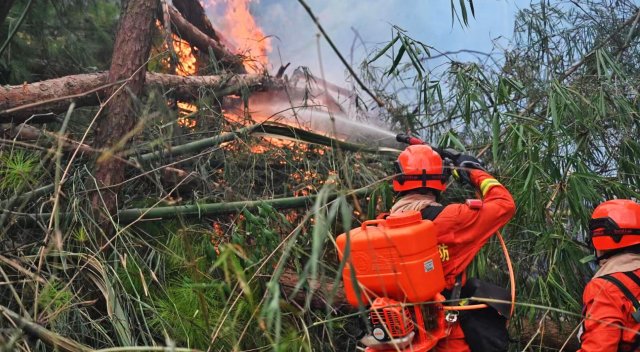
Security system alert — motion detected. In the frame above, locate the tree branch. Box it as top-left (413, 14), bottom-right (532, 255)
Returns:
top-left (168, 5), bottom-right (245, 73)
top-left (0, 72), bottom-right (282, 122)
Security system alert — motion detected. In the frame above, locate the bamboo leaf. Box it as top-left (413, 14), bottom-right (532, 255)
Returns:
top-left (385, 42), bottom-right (406, 76)
top-left (368, 35), bottom-right (400, 64)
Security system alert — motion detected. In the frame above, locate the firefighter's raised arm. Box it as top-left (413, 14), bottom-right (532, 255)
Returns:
top-left (452, 155), bottom-right (516, 231)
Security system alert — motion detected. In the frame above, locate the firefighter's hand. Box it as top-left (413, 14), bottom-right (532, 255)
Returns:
top-left (456, 155), bottom-right (484, 170)
top-left (452, 155), bottom-right (485, 185)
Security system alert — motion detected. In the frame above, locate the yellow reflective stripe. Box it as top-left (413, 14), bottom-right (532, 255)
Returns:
top-left (480, 178), bottom-right (501, 195)
top-left (480, 180), bottom-right (501, 195)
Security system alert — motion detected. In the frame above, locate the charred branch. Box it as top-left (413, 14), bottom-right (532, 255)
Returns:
top-left (173, 0), bottom-right (220, 42)
top-left (168, 5), bottom-right (245, 73)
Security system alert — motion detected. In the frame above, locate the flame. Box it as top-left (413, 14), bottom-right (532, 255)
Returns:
top-left (203, 0), bottom-right (271, 73)
top-left (173, 35), bottom-right (197, 127)
top-left (177, 102), bottom-right (197, 128)
top-left (173, 35), bottom-right (197, 76)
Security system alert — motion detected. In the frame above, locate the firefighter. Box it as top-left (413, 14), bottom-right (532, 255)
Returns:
top-left (391, 144), bottom-right (516, 352)
top-left (578, 199), bottom-right (640, 351)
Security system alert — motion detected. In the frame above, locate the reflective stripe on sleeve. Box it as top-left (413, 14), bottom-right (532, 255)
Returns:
top-left (479, 178), bottom-right (501, 196)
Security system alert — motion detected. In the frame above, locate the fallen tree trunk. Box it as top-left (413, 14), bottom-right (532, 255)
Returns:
top-left (0, 72), bottom-right (280, 122)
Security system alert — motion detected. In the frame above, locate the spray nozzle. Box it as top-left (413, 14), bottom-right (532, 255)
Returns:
top-left (396, 133), bottom-right (425, 145)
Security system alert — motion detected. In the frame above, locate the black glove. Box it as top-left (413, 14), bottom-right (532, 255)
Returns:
top-left (452, 154), bottom-right (485, 186)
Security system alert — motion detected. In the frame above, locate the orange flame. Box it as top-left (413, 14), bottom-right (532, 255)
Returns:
top-left (173, 35), bottom-right (197, 76)
top-left (203, 0), bottom-right (271, 73)
top-left (177, 102), bottom-right (197, 128)
top-left (172, 34), bottom-right (197, 127)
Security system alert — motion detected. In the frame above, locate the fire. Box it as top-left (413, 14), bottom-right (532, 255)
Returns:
top-left (172, 35), bottom-right (197, 127)
top-left (172, 35), bottom-right (197, 76)
top-left (203, 0), bottom-right (271, 73)
top-left (177, 102), bottom-right (197, 128)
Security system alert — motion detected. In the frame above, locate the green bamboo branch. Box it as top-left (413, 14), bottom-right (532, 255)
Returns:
top-left (256, 122), bottom-right (400, 155)
top-left (2, 123), bottom-right (396, 209)
top-left (0, 184), bottom-right (55, 208)
top-left (14, 185), bottom-right (374, 224)
top-left (132, 124), bottom-right (260, 162)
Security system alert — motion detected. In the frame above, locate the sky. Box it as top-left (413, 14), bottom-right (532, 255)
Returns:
top-left (251, 0), bottom-right (532, 85)
top-left (199, 0), bottom-right (533, 142)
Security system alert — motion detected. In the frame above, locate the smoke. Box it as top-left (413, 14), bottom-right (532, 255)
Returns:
top-left (224, 70), bottom-right (398, 146)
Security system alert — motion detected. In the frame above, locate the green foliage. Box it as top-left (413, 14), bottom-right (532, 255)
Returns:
top-left (4, 0), bottom-right (640, 350)
top-left (149, 277), bottom-right (243, 349)
top-left (361, 1), bottom-right (640, 340)
top-left (0, 149), bottom-right (41, 193)
top-left (450, 0), bottom-right (475, 27)
top-left (235, 204), bottom-right (290, 262)
top-left (0, 0), bottom-right (119, 84)
top-left (37, 280), bottom-right (73, 319)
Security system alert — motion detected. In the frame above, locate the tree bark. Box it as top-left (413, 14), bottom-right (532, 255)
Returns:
top-left (168, 5), bottom-right (245, 73)
top-left (0, 72), bottom-right (280, 122)
top-left (172, 0), bottom-right (219, 42)
top-left (90, 0), bottom-right (159, 230)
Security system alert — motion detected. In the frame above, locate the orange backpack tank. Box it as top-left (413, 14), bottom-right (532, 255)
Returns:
top-left (336, 211), bottom-right (445, 306)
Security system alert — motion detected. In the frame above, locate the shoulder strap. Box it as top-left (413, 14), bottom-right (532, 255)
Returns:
top-left (599, 273), bottom-right (640, 323)
top-left (623, 271), bottom-right (640, 288)
top-left (421, 205), bottom-right (444, 221)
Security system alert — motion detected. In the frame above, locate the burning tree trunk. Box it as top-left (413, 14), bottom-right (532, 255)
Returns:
top-left (173, 0), bottom-right (220, 42)
top-left (90, 0), bottom-right (159, 231)
top-left (168, 5), bottom-right (245, 73)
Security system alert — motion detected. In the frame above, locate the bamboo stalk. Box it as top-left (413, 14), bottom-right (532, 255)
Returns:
top-left (0, 304), bottom-right (92, 352)
top-left (133, 124), bottom-right (260, 162)
top-left (16, 186), bottom-right (373, 224)
top-left (1, 124), bottom-right (394, 210)
top-left (0, 184), bottom-right (55, 208)
top-left (256, 123), bottom-right (400, 155)
top-left (117, 185), bottom-right (372, 222)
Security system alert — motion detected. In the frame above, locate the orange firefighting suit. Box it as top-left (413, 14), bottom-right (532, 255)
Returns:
top-left (392, 169), bottom-right (515, 351)
top-left (578, 253), bottom-right (640, 351)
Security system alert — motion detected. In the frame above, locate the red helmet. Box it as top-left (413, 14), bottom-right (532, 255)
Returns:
top-left (589, 199), bottom-right (640, 251)
top-left (393, 145), bottom-right (448, 192)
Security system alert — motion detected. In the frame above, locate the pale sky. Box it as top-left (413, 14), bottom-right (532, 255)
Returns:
top-left (252, 0), bottom-right (531, 85)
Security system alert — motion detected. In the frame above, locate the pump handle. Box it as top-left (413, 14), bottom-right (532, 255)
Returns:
top-left (360, 219), bottom-right (385, 231)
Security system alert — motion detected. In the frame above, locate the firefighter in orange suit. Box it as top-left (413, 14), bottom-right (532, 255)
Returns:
top-left (578, 199), bottom-right (640, 351)
top-left (391, 144), bottom-right (516, 352)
